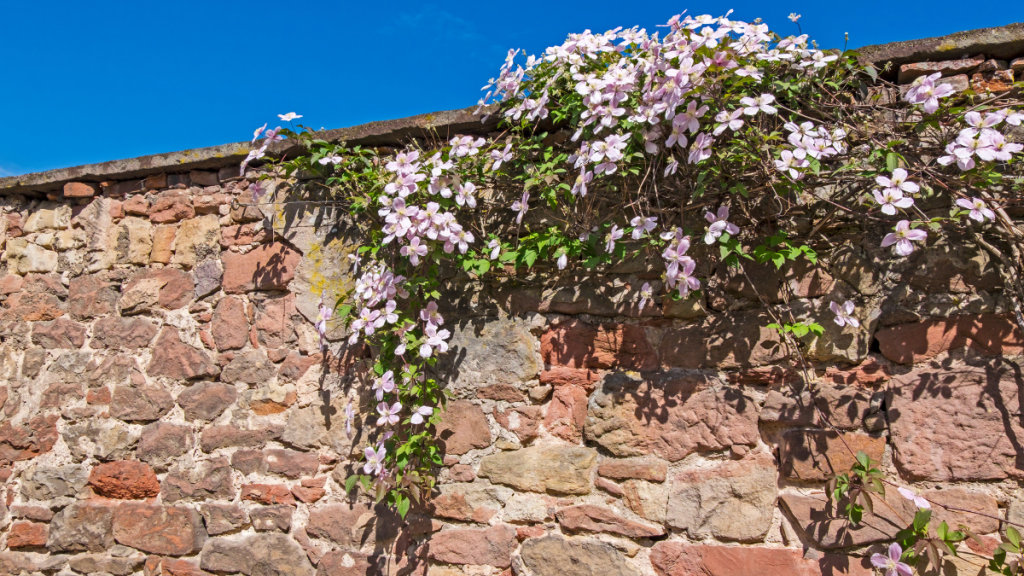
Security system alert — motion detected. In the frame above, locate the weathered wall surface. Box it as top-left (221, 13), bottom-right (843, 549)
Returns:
top-left (0, 24), bottom-right (1023, 576)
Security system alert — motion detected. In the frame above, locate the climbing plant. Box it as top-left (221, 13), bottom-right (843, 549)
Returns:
top-left (240, 10), bottom-right (1024, 568)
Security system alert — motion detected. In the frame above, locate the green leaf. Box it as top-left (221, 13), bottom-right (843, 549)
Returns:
top-left (886, 152), bottom-right (899, 172)
top-left (523, 249), bottom-right (538, 269)
top-left (344, 475), bottom-right (358, 494)
top-left (397, 495), bottom-right (411, 518)
top-left (1008, 526), bottom-right (1021, 548)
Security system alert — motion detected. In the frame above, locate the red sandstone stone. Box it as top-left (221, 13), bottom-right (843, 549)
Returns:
top-left (88, 460), bottom-right (161, 499)
top-left (972, 69), bottom-right (1015, 92)
top-left (112, 503), bottom-right (206, 555)
top-left (291, 485), bottom-right (326, 503)
top-left (516, 525), bottom-right (546, 541)
top-left (220, 223), bottom-right (267, 247)
top-left (876, 313), bottom-right (1024, 364)
top-left (448, 464), bottom-right (475, 482)
top-left (64, 182), bottom-right (98, 198)
top-left (427, 524), bottom-right (517, 568)
top-left (556, 504), bottom-right (664, 537)
top-left (725, 365), bottom-right (801, 386)
top-left (539, 366), bottom-right (599, 391)
top-left (889, 361), bottom-right (1024, 481)
top-left (651, 542), bottom-right (870, 576)
top-left (148, 191), bottom-right (195, 223)
top-left (124, 267), bottom-right (195, 310)
top-left (222, 242), bottom-right (301, 293)
top-left (0, 291), bottom-right (64, 322)
top-left (147, 327), bottom-right (219, 380)
top-left (597, 458), bottom-right (668, 483)
top-left (211, 296), bottom-right (248, 350)
top-left (542, 320), bottom-right (657, 370)
top-left (123, 195), bottom-right (150, 215)
top-left (0, 415), bottom-right (59, 465)
top-left (7, 521), bottom-right (48, 548)
top-left (434, 400), bottom-right (492, 455)
top-left (241, 483), bottom-right (296, 505)
top-left (595, 476), bottom-right (625, 496)
top-left (306, 503), bottom-right (401, 548)
top-left (476, 384), bottom-right (526, 402)
top-left (780, 430), bottom-right (885, 481)
top-left (493, 406), bottom-right (541, 442)
top-left (544, 385), bottom-right (588, 442)
top-left (31, 318), bottom-right (87, 348)
top-left (825, 356), bottom-right (891, 386)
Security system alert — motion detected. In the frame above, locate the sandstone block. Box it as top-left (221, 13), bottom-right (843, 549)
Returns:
top-left (47, 502), bottom-right (116, 552)
top-left (200, 533), bottom-right (313, 576)
top-left (250, 505), bottom-right (293, 532)
top-left (0, 415), bottom-right (60, 465)
top-left (68, 273), bottom-right (118, 319)
top-left (780, 430), bottom-right (885, 481)
top-left (520, 535), bottom-right (636, 576)
top-left (149, 191), bottom-right (195, 223)
top-left (110, 385), bottom-right (174, 421)
top-left (222, 242), bottom-right (301, 293)
top-left (435, 400), bottom-right (491, 455)
top-left (176, 381), bottom-right (236, 421)
top-left (875, 314), bottom-right (1023, 364)
top-left (90, 316), bottom-right (158, 349)
top-left (241, 483), bottom-right (296, 505)
top-left (7, 521), bottom-right (49, 548)
top-left (597, 457), bottom-right (668, 483)
top-left (888, 360), bottom-right (1024, 481)
top-left (151, 225), bottom-right (176, 263)
top-left (112, 503), bottom-right (207, 555)
top-left (651, 542), bottom-right (824, 576)
top-left (31, 318), bottom-right (87, 348)
top-left (64, 182), bottom-right (98, 197)
top-left (427, 524), bottom-right (517, 568)
top-left (556, 504), bottom-right (663, 537)
top-left (586, 371), bottom-right (758, 461)
top-left (162, 457), bottom-right (234, 503)
top-left (200, 503), bottom-right (249, 535)
top-left (431, 483), bottom-right (512, 523)
top-left (172, 214), bottom-right (221, 267)
top-left (116, 217), bottom-right (153, 264)
top-left (137, 422), bottom-right (191, 468)
top-left (665, 452), bottom-right (778, 542)
top-left (780, 491), bottom-right (914, 549)
top-left (147, 327), bottom-right (218, 380)
top-left (200, 425), bottom-right (283, 452)
top-left (305, 503), bottom-right (401, 548)
top-left (211, 295), bottom-right (248, 350)
top-left (478, 445), bottom-right (596, 494)
top-left (88, 460), bottom-right (161, 499)
top-left (542, 319), bottom-right (656, 370)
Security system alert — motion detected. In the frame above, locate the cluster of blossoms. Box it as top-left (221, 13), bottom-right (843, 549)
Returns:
top-left (936, 109), bottom-right (1024, 170)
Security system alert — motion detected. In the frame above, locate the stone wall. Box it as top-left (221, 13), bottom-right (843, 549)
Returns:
top-left (0, 23), bottom-right (1024, 576)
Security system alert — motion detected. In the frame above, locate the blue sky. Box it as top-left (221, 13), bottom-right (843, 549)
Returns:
top-left (2, 1), bottom-right (1022, 176)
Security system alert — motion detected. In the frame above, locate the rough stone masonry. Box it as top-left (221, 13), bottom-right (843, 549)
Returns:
top-left (1, 22), bottom-right (1024, 576)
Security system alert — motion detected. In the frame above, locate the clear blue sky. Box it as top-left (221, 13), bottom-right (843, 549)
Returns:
top-left (2, 1), bottom-right (1021, 176)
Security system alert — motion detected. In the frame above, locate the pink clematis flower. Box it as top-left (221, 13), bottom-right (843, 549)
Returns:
top-left (881, 220), bottom-right (927, 256)
top-left (400, 237), bottom-right (429, 266)
top-left (830, 300), bottom-right (860, 328)
top-left (872, 188), bottom-right (914, 215)
top-left (956, 197), bottom-right (995, 222)
top-left (630, 216), bottom-right (657, 239)
top-left (557, 251), bottom-right (568, 270)
top-left (410, 406), bottom-right (434, 425)
top-left (638, 282), bottom-right (654, 311)
top-left (252, 123), bottom-right (267, 143)
top-left (871, 543), bottom-right (913, 576)
top-left (512, 192), bottom-right (530, 224)
top-left (740, 94), bottom-right (777, 115)
top-left (419, 324), bottom-right (451, 358)
top-left (704, 206), bottom-right (739, 244)
top-left (605, 225), bottom-right (624, 253)
top-left (897, 486), bottom-right (931, 509)
top-left (372, 370), bottom-right (396, 401)
top-left (572, 170), bottom-right (593, 197)
top-left (376, 402), bottom-right (402, 426)
top-left (363, 445), bottom-right (386, 475)
top-left (876, 169), bottom-right (919, 195)
top-left (490, 143), bottom-right (514, 170)
top-left (278, 112), bottom-right (302, 122)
